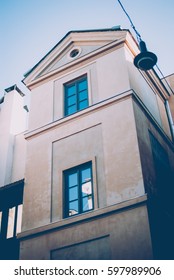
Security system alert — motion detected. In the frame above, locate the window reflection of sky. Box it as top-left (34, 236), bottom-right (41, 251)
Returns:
top-left (69, 186), bottom-right (78, 201)
top-left (81, 168), bottom-right (91, 183)
top-left (68, 172), bottom-right (77, 187)
top-left (82, 196), bottom-right (93, 211)
top-left (69, 201), bottom-right (78, 216)
top-left (66, 162), bottom-right (93, 217)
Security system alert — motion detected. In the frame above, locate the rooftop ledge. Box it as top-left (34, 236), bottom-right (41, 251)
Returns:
top-left (5, 84), bottom-right (25, 97)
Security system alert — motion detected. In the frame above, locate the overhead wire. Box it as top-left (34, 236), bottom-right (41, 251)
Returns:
top-left (155, 64), bottom-right (174, 95)
top-left (117, 0), bottom-right (142, 42)
top-left (117, 0), bottom-right (174, 95)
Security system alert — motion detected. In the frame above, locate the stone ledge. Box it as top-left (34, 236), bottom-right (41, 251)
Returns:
top-left (18, 194), bottom-right (147, 240)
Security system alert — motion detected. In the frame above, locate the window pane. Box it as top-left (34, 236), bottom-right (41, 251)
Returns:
top-left (66, 85), bottom-right (76, 97)
top-left (81, 167), bottom-right (91, 183)
top-left (69, 186), bottom-right (78, 201)
top-left (78, 80), bottom-right (87, 92)
top-left (82, 182), bottom-right (92, 197)
top-left (64, 77), bottom-right (88, 117)
top-left (79, 99), bottom-right (88, 110)
top-left (78, 90), bottom-right (87, 101)
top-left (82, 196), bottom-right (93, 211)
top-left (67, 95), bottom-right (76, 106)
top-left (69, 200), bottom-right (79, 216)
top-left (64, 161), bottom-right (93, 218)
top-left (7, 207), bottom-right (16, 238)
top-left (68, 172), bottom-right (78, 187)
top-left (67, 105), bottom-right (76, 115)
top-left (16, 204), bottom-right (23, 234)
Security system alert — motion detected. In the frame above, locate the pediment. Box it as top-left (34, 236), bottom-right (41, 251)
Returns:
top-left (41, 44), bottom-right (103, 76)
top-left (23, 29), bottom-right (127, 87)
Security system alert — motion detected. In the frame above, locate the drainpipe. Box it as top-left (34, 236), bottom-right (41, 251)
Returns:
top-left (165, 100), bottom-right (174, 142)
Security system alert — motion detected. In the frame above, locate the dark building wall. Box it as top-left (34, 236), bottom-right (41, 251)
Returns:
top-left (0, 179), bottom-right (24, 260)
top-left (133, 98), bottom-right (174, 259)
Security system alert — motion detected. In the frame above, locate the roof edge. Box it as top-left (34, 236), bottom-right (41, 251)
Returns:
top-left (0, 179), bottom-right (24, 192)
top-left (5, 84), bottom-right (25, 97)
top-left (23, 27), bottom-right (128, 80)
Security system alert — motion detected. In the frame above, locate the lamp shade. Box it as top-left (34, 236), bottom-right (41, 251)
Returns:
top-left (134, 40), bottom-right (157, 71)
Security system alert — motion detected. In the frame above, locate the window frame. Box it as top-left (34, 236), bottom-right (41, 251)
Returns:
top-left (64, 75), bottom-right (89, 116)
top-left (63, 161), bottom-right (94, 218)
top-left (0, 204), bottom-right (22, 240)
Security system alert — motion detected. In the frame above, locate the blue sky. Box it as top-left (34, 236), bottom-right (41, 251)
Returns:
top-left (1, 0), bottom-right (174, 97)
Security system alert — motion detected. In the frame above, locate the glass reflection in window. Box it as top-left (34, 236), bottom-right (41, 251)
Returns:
top-left (64, 161), bottom-right (93, 218)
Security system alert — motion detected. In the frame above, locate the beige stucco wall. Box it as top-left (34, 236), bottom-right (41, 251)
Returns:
top-left (20, 32), bottom-right (173, 259)
top-left (125, 46), bottom-right (172, 139)
top-left (22, 94), bottom-right (144, 231)
top-left (51, 124), bottom-right (105, 222)
top-left (28, 42), bottom-right (170, 140)
top-left (96, 48), bottom-right (130, 100)
top-left (28, 46), bottom-right (130, 131)
top-left (28, 81), bottom-right (54, 131)
top-left (20, 202), bottom-right (153, 260)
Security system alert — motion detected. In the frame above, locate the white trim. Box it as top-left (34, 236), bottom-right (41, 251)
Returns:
top-left (67, 47), bottom-right (82, 60)
top-left (7, 207), bottom-right (16, 239)
top-left (24, 37), bottom-right (126, 87)
top-left (23, 31), bottom-right (127, 85)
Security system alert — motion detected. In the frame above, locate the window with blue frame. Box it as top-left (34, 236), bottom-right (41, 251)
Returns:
top-left (63, 162), bottom-right (94, 217)
top-left (64, 76), bottom-right (88, 116)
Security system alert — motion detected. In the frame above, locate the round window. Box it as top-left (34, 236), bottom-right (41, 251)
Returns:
top-left (68, 47), bottom-right (81, 59)
top-left (70, 49), bottom-right (79, 58)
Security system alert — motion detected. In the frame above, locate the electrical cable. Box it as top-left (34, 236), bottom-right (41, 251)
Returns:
top-left (156, 64), bottom-right (174, 95)
top-left (117, 0), bottom-right (142, 42)
top-left (117, 0), bottom-right (174, 95)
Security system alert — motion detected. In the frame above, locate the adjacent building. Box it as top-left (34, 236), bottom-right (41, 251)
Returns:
top-left (0, 85), bottom-right (27, 259)
top-left (1, 27), bottom-right (174, 259)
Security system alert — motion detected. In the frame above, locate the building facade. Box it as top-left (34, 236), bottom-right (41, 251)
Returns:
top-left (1, 28), bottom-right (174, 259)
top-left (0, 85), bottom-right (27, 259)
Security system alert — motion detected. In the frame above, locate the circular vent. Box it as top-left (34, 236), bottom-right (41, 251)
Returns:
top-left (70, 49), bottom-right (79, 58)
top-left (68, 47), bottom-right (81, 59)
